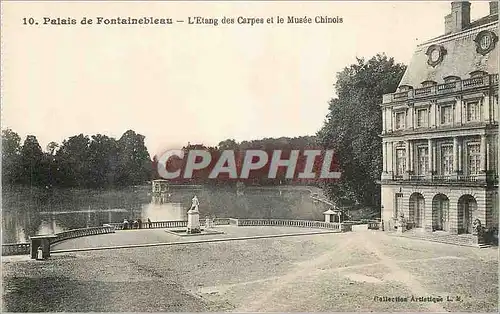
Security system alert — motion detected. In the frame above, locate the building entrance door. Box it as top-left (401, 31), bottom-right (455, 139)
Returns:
top-left (432, 194), bottom-right (449, 232)
top-left (458, 195), bottom-right (477, 234)
top-left (409, 193), bottom-right (425, 228)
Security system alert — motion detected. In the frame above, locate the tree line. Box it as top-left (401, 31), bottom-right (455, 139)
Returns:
top-left (1, 128), bottom-right (319, 189)
top-left (2, 130), bottom-right (152, 188)
top-left (152, 136), bottom-right (322, 186)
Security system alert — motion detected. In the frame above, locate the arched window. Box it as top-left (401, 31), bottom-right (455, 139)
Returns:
top-left (421, 80), bottom-right (437, 88)
top-left (443, 75), bottom-right (461, 83)
top-left (398, 85), bottom-right (413, 92)
top-left (470, 70), bottom-right (488, 78)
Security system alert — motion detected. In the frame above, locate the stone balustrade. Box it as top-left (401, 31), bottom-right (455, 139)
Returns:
top-left (110, 218), bottom-right (233, 230)
top-left (213, 218), bottom-right (231, 225)
top-left (384, 173), bottom-right (497, 185)
top-left (234, 218), bottom-right (343, 230)
top-left (2, 243), bottom-right (31, 256)
top-left (2, 217), bottom-right (368, 256)
top-left (50, 226), bottom-right (116, 245)
top-left (383, 74), bottom-right (498, 104)
top-left (2, 226), bottom-right (116, 256)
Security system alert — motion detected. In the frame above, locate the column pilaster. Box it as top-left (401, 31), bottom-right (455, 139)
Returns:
top-left (452, 137), bottom-right (459, 179)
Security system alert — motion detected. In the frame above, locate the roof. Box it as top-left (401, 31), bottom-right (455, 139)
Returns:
top-left (323, 209), bottom-right (339, 215)
top-left (399, 17), bottom-right (498, 88)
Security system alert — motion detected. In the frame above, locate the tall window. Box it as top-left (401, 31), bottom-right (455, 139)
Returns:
top-left (441, 145), bottom-right (453, 175)
top-left (467, 143), bottom-right (481, 175)
top-left (396, 148), bottom-right (406, 176)
top-left (417, 147), bottom-right (429, 175)
top-left (416, 109), bottom-right (428, 128)
top-left (395, 193), bottom-right (403, 218)
top-left (466, 102), bottom-right (480, 122)
top-left (441, 105), bottom-right (453, 125)
top-left (395, 112), bottom-right (406, 130)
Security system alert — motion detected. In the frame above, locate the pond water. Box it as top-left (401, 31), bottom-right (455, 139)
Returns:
top-left (2, 185), bottom-right (326, 243)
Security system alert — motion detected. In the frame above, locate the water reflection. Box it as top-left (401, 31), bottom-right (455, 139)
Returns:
top-left (37, 219), bottom-right (65, 235)
top-left (141, 199), bottom-right (185, 222)
top-left (2, 199), bottom-right (189, 243)
top-left (2, 187), bottom-right (325, 243)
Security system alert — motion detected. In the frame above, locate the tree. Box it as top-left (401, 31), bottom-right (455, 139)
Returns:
top-left (116, 130), bottom-right (151, 186)
top-left (55, 134), bottom-right (90, 187)
top-left (2, 129), bottom-right (22, 184)
top-left (88, 134), bottom-right (118, 188)
top-left (218, 139), bottom-right (238, 150)
top-left (317, 54), bottom-right (406, 211)
top-left (46, 142), bottom-right (59, 155)
top-left (45, 142), bottom-right (60, 188)
top-left (19, 135), bottom-right (45, 186)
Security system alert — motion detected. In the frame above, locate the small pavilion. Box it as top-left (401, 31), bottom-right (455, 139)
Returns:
top-left (323, 208), bottom-right (342, 223)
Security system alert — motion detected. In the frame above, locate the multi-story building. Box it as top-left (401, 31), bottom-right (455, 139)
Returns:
top-left (380, 1), bottom-right (498, 238)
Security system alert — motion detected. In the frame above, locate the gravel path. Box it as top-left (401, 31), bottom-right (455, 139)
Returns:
top-left (2, 228), bottom-right (498, 312)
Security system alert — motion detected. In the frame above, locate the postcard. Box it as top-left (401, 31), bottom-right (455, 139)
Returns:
top-left (1, 1), bottom-right (498, 312)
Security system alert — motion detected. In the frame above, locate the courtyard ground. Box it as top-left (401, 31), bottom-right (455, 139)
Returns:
top-left (2, 227), bottom-right (498, 312)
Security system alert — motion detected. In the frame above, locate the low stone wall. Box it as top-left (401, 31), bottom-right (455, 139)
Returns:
top-left (108, 221), bottom-right (184, 230)
top-left (351, 224), bottom-right (369, 232)
top-left (3, 218), bottom-right (354, 257)
top-left (2, 226), bottom-right (116, 256)
top-left (110, 218), bottom-right (232, 230)
top-left (50, 226), bottom-right (116, 245)
top-left (213, 218), bottom-right (231, 225)
top-left (229, 218), bottom-right (239, 225)
top-left (234, 218), bottom-right (344, 231)
top-left (2, 243), bottom-right (30, 256)
top-left (343, 220), bottom-right (381, 230)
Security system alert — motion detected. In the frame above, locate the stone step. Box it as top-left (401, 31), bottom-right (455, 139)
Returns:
top-left (387, 231), bottom-right (488, 248)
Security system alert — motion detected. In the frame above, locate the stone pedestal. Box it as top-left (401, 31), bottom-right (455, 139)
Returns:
top-left (187, 207), bottom-right (201, 234)
top-left (397, 220), bottom-right (406, 233)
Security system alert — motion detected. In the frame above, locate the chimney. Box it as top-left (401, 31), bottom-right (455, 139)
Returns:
top-left (445, 1), bottom-right (471, 34)
top-left (490, 1), bottom-right (498, 15)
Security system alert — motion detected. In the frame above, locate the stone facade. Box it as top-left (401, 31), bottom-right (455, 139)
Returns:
top-left (380, 2), bottom-right (499, 236)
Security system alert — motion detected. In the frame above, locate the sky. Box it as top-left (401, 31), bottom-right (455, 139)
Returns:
top-left (1, 1), bottom-right (491, 157)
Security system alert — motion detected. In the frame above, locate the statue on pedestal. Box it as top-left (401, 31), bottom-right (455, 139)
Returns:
top-left (190, 195), bottom-right (199, 212)
top-left (472, 218), bottom-right (482, 236)
top-left (187, 195), bottom-right (201, 234)
top-left (397, 212), bottom-right (406, 233)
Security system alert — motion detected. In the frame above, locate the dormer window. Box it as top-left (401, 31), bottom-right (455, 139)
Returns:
top-left (398, 85), bottom-right (413, 92)
top-left (470, 70), bottom-right (488, 78)
top-left (421, 80), bottom-right (437, 88)
top-left (443, 76), bottom-right (461, 83)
